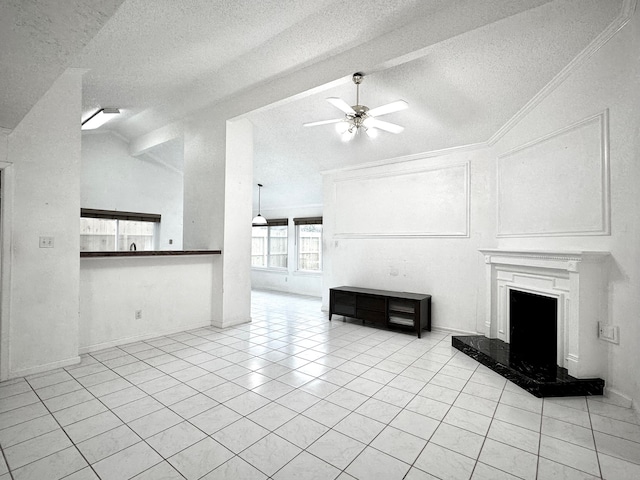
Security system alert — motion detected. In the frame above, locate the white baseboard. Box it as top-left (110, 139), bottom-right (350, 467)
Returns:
top-left (598, 388), bottom-right (640, 421)
top-left (9, 356), bottom-right (81, 380)
top-left (431, 326), bottom-right (479, 336)
top-left (213, 318), bottom-right (252, 330)
top-left (602, 386), bottom-right (634, 409)
top-left (79, 321), bottom-right (212, 354)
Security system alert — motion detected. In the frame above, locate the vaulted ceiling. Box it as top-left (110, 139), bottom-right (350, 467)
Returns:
top-left (0, 0), bottom-right (624, 211)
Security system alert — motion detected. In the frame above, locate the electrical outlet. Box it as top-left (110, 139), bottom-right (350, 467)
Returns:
top-left (135, 310), bottom-right (142, 320)
top-left (598, 322), bottom-right (619, 344)
top-left (39, 236), bottom-right (54, 248)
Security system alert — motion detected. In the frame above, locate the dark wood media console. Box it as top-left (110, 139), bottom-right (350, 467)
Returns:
top-left (329, 286), bottom-right (431, 338)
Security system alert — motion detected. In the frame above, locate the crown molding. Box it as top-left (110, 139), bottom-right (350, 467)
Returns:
top-left (321, 141), bottom-right (487, 176)
top-left (260, 203), bottom-right (324, 214)
top-left (488, 0), bottom-right (637, 146)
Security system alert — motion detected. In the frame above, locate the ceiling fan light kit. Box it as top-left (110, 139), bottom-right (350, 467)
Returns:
top-left (304, 73), bottom-right (407, 141)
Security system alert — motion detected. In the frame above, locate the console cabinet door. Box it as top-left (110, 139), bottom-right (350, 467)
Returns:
top-left (332, 291), bottom-right (356, 316)
top-left (357, 295), bottom-right (386, 312)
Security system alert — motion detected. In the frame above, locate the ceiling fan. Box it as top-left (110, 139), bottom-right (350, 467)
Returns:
top-left (303, 72), bottom-right (408, 141)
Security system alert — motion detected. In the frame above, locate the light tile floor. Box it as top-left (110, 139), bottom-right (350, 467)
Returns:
top-left (0, 290), bottom-right (639, 479)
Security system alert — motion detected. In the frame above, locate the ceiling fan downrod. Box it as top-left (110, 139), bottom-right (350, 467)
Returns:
top-left (352, 72), bottom-right (364, 106)
top-left (349, 72), bottom-right (369, 133)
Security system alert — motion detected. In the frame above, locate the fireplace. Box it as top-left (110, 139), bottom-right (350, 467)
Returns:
top-left (452, 249), bottom-right (609, 397)
top-left (509, 289), bottom-right (557, 378)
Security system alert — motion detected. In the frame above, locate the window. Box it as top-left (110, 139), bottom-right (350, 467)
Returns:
top-left (251, 219), bottom-right (288, 269)
top-left (80, 209), bottom-right (160, 252)
top-left (295, 217), bottom-right (322, 272)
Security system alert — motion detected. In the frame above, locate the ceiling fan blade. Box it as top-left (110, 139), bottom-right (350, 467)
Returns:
top-left (326, 97), bottom-right (355, 115)
top-left (303, 118), bottom-right (344, 127)
top-left (367, 100), bottom-right (409, 117)
top-left (366, 118), bottom-right (404, 134)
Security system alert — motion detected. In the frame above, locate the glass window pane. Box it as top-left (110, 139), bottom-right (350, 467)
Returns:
top-left (80, 218), bottom-right (116, 251)
top-left (251, 226), bottom-right (268, 267)
top-left (298, 224), bottom-right (322, 271)
top-left (118, 220), bottom-right (155, 251)
top-left (268, 225), bottom-right (288, 268)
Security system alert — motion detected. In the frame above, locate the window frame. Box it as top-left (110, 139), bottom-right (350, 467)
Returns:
top-left (251, 218), bottom-right (289, 270)
top-left (80, 208), bottom-right (160, 252)
top-left (294, 217), bottom-right (323, 273)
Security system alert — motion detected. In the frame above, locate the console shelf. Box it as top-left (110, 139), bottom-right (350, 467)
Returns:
top-left (329, 286), bottom-right (431, 338)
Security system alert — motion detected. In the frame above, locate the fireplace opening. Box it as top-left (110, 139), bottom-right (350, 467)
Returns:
top-left (509, 289), bottom-right (557, 377)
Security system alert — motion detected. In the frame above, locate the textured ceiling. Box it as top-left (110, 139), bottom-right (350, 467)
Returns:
top-left (0, 0), bottom-right (124, 130)
top-left (77, 0), bottom-right (457, 137)
top-left (0, 0), bottom-right (625, 214)
top-left (249, 0), bottom-right (621, 210)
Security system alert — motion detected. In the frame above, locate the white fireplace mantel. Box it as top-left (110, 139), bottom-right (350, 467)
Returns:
top-left (479, 249), bottom-right (610, 379)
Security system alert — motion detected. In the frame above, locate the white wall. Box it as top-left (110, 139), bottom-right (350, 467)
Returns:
top-left (0, 131), bottom-right (7, 162)
top-left (492, 11), bottom-right (640, 408)
top-left (81, 132), bottom-right (183, 250)
top-left (221, 119), bottom-right (253, 327)
top-left (251, 205), bottom-right (323, 297)
top-left (182, 113), bottom-right (253, 329)
top-left (79, 256), bottom-right (218, 352)
top-left (322, 12), bottom-right (640, 409)
top-left (323, 148), bottom-right (495, 335)
top-left (4, 70), bottom-right (83, 378)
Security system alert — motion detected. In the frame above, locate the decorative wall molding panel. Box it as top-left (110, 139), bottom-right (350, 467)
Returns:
top-left (479, 248), bottom-right (610, 379)
top-left (497, 110), bottom-right (610, 237)
top-left (488, 0), bottom-right (636, 145)
top-left (333, 162), bottom-right (469, 238)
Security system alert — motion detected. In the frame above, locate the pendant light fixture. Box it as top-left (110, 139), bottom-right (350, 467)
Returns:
top-left (252, 183), bottom-right (268, 225)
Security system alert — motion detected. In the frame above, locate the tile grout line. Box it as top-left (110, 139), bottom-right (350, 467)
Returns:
top-left (275, 334), bottom-right (459, 478)
top-left (81, 345), bottom-right (228, 479)
top-left (46, 347), bottom-right (205, 475)
top-left (77, 318), bottom-right (381, 478)
top-left (535, 398), bottom-right (544, 480)
top-left (466, 366), bottom-right (504, 480)
top-left (209, 322), bottom-right (449, 478)
top-left (0, 442), bottom-right (16, 480)
top-left (85, 352), bottom-right (193, 478)
top-left (360, 335), bottom-right (455, 479)
top-left (2, 293), bottom-right (636, 479)
top-left (21, 376), bottom-right (101, 480)
top-left (412, 336), bottom-right (486, 480)
top-left (586, 399), bottom-right (605, 480)
top-left (18, 332), bottom-right (444, 478)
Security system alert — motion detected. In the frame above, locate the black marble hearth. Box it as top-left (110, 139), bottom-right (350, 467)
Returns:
top-left (452, 335), bottom-right (604, 398)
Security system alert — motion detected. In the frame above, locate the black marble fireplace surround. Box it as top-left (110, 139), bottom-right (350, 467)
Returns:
top-left (452, 335), bottom-right (604, 397)
top-left (453, 286), bottom-right (604, 397)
